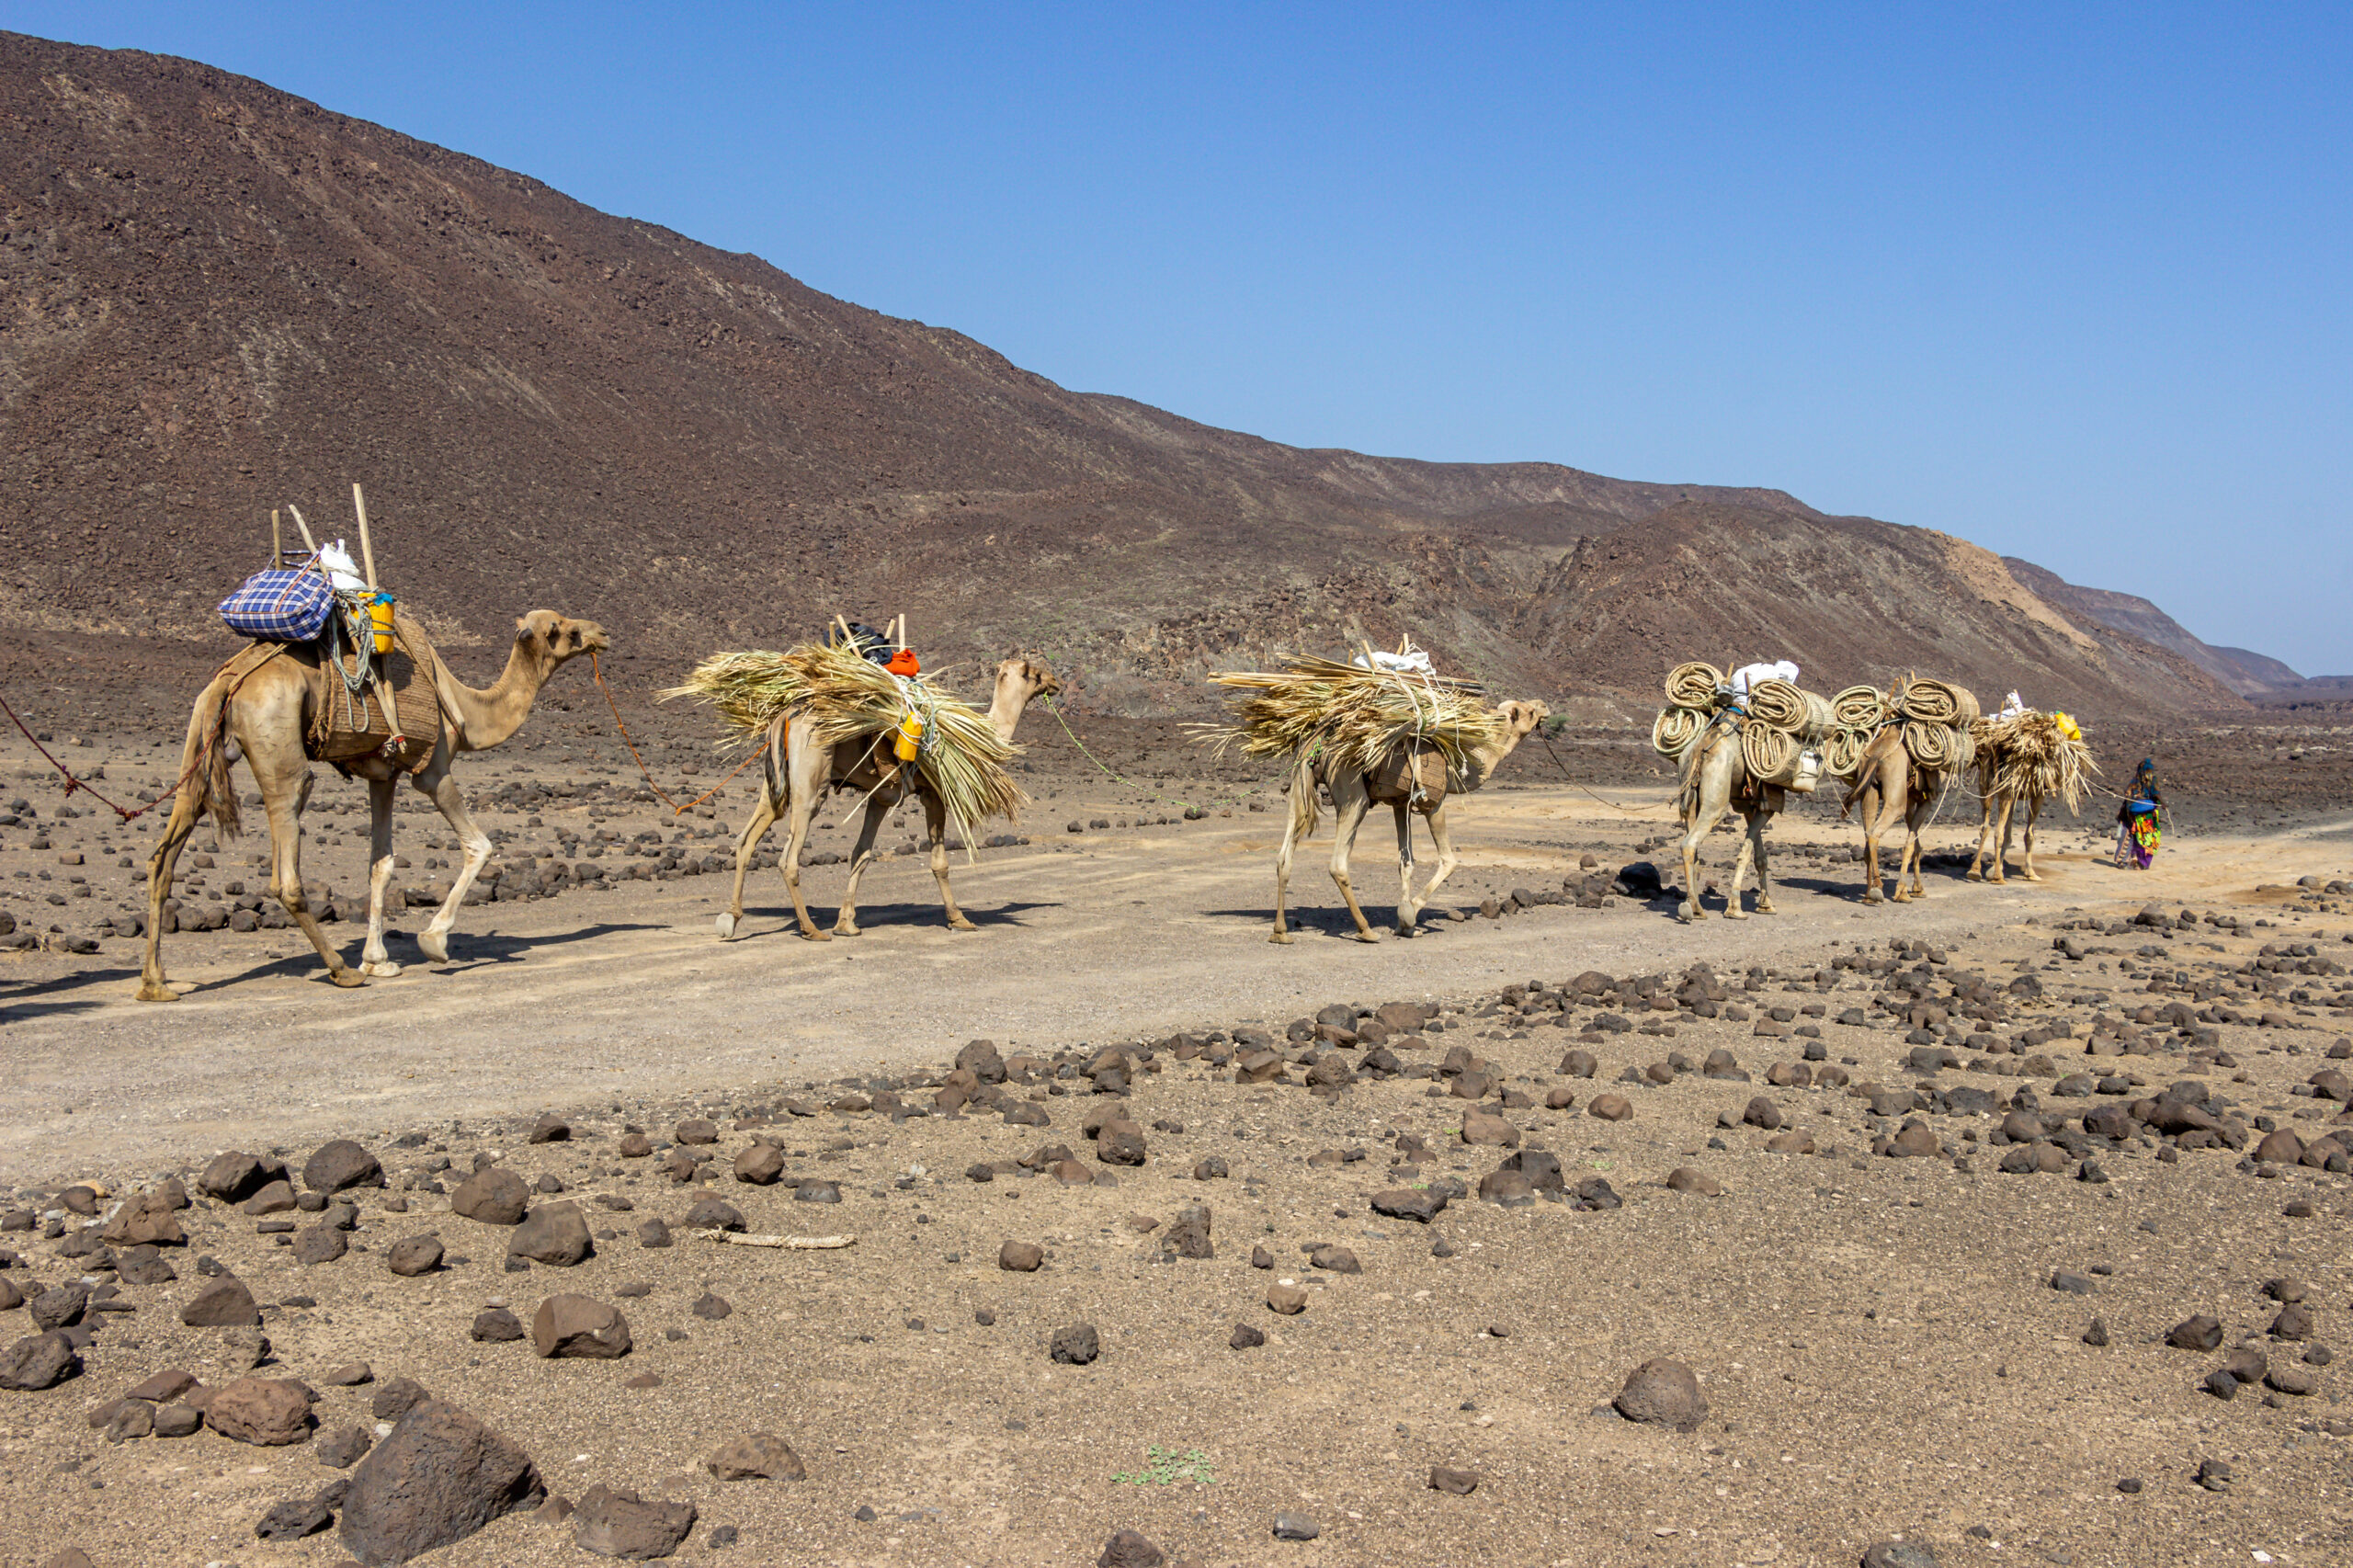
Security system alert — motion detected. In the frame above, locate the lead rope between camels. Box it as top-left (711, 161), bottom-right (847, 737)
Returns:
top-left (1040, 692), bottom-right (1257, 815)
top-left (589, 650), bottom-right (761, 817)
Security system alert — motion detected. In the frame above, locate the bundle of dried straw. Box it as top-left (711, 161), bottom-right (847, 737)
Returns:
top-left (664, 643), bottom-right (1026, 837)
top-left (1971, 710), bottom-right (2097, 812)
top-left (1200, 655), bottom-right (1504, 776)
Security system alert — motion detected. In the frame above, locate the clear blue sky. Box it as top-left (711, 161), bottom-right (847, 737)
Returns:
top-left (11, 3), bottom-right (2348, 673)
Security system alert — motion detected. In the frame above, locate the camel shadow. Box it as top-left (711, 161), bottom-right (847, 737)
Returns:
top-left (0, 962), bottom-right (139, 1021)
top-left (174, 921), bottom-right (662, 994)
top-left (723, 899), bottom-right (1062, 943)
top-left (1205, 906), bottom-right (1446, 937)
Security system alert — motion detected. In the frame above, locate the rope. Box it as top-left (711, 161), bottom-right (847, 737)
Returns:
top-left (1533, 729), bottom-right (1680, 817)
top-left (589, 650), bottom-right (762, 817)
top-left (0, 681), bottom-right (201, 823)
top-left (1040, 693), bottom-right (1256, 815)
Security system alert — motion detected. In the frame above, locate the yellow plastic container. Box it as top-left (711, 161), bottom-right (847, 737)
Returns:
top-left (893, 710), bottom-right (925, 762)
top-left (369, 594), bottom-right (395, 653)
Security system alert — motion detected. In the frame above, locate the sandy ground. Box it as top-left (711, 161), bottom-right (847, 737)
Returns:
top-left (3, 731), bottom-right (2352, 1568)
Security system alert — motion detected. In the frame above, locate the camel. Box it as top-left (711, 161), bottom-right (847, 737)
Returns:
top-left (714, 657), bottom-right (1058, 941)
top-left (136, 610), bottom-right (609, 1001)
top-left (1672, 721), bottom-right (1785, 922)
top-left (1841, 726), bottom-right (1952, 903)
top-left (1965, 744), bottom-right (2046, 885)
top-left (1268, 699), bottom-right (1549, 943)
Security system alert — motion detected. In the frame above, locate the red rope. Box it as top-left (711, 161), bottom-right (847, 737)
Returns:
top-left (0, 681), bottom-right (199, 822)
top-left (588, 650), bottom-right (759, 817)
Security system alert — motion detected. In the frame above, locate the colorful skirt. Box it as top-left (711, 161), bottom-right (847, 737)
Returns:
top-left (2118, 806), bottom-right (2161, 869)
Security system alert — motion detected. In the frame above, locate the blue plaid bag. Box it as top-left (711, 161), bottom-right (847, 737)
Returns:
top-left (220, 566), bottom-right (335, 642)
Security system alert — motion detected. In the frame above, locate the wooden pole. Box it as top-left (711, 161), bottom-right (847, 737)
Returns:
top-left (270, 508), bottom-right (283, 568)
top-left (352, 483), bottom-right (379, 590)
top-left (287, 506), bottom-right (320, 554)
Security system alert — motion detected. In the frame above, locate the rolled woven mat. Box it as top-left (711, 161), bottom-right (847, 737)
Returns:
top-left (1894, 677), bottom-right (1980, 727)
top-left (1949, 723), bottom-right (1977, 772)
top-left (1652, 705), bottom-right (1705, 759)
top-left (1741, 722), bottom-right (1800, 785)
top-left (1903, 720), bottom-right (1965, 771)
top-left (1749, 680), bottom-right (1836, 740)
top-left (1833, 685), bottom-right (1889, 730)
top-left (1665, 662), bottom-right (1723, 709)
top-left (1824, 726), bottom-right (1877, 778)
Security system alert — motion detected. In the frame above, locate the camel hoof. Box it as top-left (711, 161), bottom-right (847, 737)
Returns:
top-left (361, 960), bottom-right (404, 979)
top-left (134, 981), bottom-right (179, 1003)
top-left (1353, 931), bottom-right (1381, 945)
top-left (947, 918), bottom-right (979, 932)
top-left (415, 931), bottom-right (450, 963)
top-left (802, 928), bottom-right (833, 943)
top-left (1755, 899), bottom-right (1776, 914)
top-left (1269, 931), bottom-right (1294, 945)
top-left (1862, 892), bottom-right (1883, 905)
top-left (1965, 869), bottom-right (1984, 882)
top-left (834, 923), bottom-right (860, 937)
top-left (1679, 902), bottom-right (1704, 922)
top-left (715, 913), bottom-right (739, 940)
top-left (328, 968), bottom-right (369, 990)
top-left (2023, 872), bottom-right (2043, 882)
top-left (1726, 907), bottom-right (1749, 921)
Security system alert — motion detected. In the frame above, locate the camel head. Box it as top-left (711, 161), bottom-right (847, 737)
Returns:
top-left (1495, 699), bottom-right (1551, 741)
top-left (513, 610), bottom-right (610, 670)
top-left (993, 656), bottom-right (1061, 706)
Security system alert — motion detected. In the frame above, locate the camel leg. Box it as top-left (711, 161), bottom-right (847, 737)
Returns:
top-left (1893, 794), bottom-right (1928, 901)
top-left (833, 794), bottom-right (891, 937)
top-left (1678, 792), bottom-right (1728, 923)
top-left (412, 766), bottom-right (492, 963)
top-left (718, 766), bottom-right (781, 940)
top-left (1414, 800), bottom-right (1463, 918)
top-left (923, 792), bottom-right (977, 931)
top-left (1269, 796), bottom-right (1301, 946)
top-left (1723, 812), bottom-right (1756, 919)
top-left (1966, 790), bottom-right (1996, 881)
top-left (1391, 801), bottom-right (1418, 934)
top-left (778, 747), bottom-right (835, 941)
top-left (1750, 810), bottom-right (1778, 914)
top-left (1325, 772), bottom-right (1380, 942)
top-left (1859, 783), bottom-right (1887, 904)
top-left (135, 785), bottom-right (206, 1002)
top-left (1986, 793), bottom-right (2015, 885)
top-left (256, 751), bottom-right (364, 988)
top-left (2020, 796), bottom-right (2043, 881)
top-left (360, 776), bottom-right (403, 976)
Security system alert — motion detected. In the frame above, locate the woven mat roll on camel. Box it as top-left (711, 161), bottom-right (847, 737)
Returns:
top-left (1902, 718), bottom-right (1977, 773)
top-left (1824, 726), bottom-right (1877, 778)
top-left (1201, 656), bottom-right (1503, 776)
top-left (1739, 722), bottom-right (1802, 785)
top-left (1831, 685), bottom-right (1888, 731)
top-left (1746, 680), bottom-right (1835, 741)
top-left (1651, 706), bottom-right (1706, 759)
top-left (1893, 677), bottom-right (1980, 727)
top-left (1971, 710), bottom-right (2097, 811)
top-left (1663, 662), bottom-right (1724, 710)
top-left (664, 642), bottom-right (1025, 833)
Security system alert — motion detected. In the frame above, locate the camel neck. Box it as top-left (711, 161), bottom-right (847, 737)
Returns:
top-left (442, 640), bottom-right (552, 753)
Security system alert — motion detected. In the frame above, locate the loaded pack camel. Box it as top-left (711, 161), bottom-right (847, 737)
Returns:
top-left (715, 656), bottom-right (1057, 941)
top-left (1841, 726), bottom-right (1951, 903)
top-left (1672, 720), bottom-right (1784, 922)
top-left (1268, 699), bottom-right (1549, 943)
top-left (1966, 745), bottom-right (2048, 885)
top-left (137, 610), bottom-right (610, 1000)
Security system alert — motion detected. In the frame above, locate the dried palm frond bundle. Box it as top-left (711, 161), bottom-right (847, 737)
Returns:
top-left (1747, 680), bottom-right (1836, 741)
top-left (1199, 655), bottom-right (1504, 777)
top-left (1892, 676), bottom-right (1980, 728)
top-left (1824, 726), bottom-right (1878, 778)
top-left (1664, 662), bottom-right (1725, 710)
top-left (664, 643), bottom-right (1026, 837)
top-left (1971, 710), bottom-right (2097, 812)
top-left (1832, 685), bottom-right (1889, 731)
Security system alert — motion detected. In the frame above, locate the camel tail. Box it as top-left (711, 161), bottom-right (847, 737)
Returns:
top-left (182, 678), bottom-right (242, 840)
top-left (1287, 750), bottom-right (1323, 842)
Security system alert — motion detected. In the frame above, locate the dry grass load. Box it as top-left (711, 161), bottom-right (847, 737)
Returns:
top-left (1972, 710), bottom-right (2097, 812)
top-left (1200, 656), bottom-right (1506, 777)
top-left (665, 643), bottom-right (1026, 836)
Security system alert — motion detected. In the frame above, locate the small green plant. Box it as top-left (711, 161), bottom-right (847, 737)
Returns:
top-left (1112, 1446), bottom-right (1216, 1486)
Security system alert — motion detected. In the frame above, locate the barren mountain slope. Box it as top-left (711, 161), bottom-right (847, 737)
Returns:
top-left (0, 33), bottom-right (2248, 717)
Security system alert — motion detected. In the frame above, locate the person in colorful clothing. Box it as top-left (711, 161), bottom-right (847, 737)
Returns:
top-left (2114, 757), bottom-right (2164, 869)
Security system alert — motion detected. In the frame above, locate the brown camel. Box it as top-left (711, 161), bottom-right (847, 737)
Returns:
top-left (1965, 745), bottom-right (2046, 885)
top-left (714, 657), bottom-right (1058, 941)
top-left (1672, 722), bottom-right (1786, 922)
top-left (1841, 726), bottom-right (1952, 903)
top-left (136, 611), bottom-right (609, 1000)
top-left (1268, 699), bottom-right (1549, 943)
